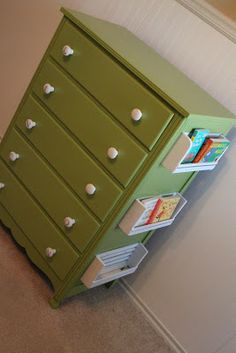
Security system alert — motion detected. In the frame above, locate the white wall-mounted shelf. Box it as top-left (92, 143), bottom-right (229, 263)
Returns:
top-left (119, 192), bottom-right (187, 236)
top-left (162, 133), bottom-right (228, 173)
top-left (81, 243), bottom-right (148, 288)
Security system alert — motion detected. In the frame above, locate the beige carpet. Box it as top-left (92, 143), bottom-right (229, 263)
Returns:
top-left (0, 224), bottom-right (174, 353)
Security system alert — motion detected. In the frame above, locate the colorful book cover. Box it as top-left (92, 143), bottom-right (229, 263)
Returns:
top-left (182, 129), bottom-right (209, 163)
top-left (146, 195), bottom-right (181, 224)
top-left (145, 198), bottom-right (162, 225)
top-left (135, 197), bottom-right (158, 227)
top-left (157, 196), bottom-right (181, 222)
top-left (193, 138), bottom-right (213, 163)
top-left (201, 139), bottom-right (230, 163)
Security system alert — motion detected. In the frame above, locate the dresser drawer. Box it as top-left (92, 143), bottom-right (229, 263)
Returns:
top-left (1, 129), bottom-right (100, 253)
top-left (50, 21), bottom-right (174, 150)
top-left (15, 96), bottom-right (122, 221)
top-left (32, 60), bottom-right (147, 187)
top-left (0, 160), bottom-right (78, 280)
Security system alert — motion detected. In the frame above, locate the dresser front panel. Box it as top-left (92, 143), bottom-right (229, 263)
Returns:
top-left (16, 96), bottom-right (122, 221)
top-left (0, 160), bottom-right (79, 280)
top-left (50, 21), bottom-right (174, 150)
top-left (32, 59), bottom-right (147, 187)
top-left (1, 129), bottom-right (100, 253)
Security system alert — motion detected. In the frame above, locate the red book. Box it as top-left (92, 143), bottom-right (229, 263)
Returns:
top-left (193, 138), bottom-right (213, 163)
top-left (146, 199), bottom-right (162, 225)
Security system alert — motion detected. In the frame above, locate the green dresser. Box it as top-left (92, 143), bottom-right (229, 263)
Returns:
top-left (0, 8), bottom-right (235, 307)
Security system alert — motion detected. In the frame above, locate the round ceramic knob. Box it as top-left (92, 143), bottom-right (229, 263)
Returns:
top-left (9, 151), bottom-right (20, 162)
top-left (43, 83), bottom-right (54, 95)
top-left (85, 183), bottom-right (96, 195)
top-left (25, 119), bottom-right (36, 130)
top-left (45, 247), bottom-right (57, 258)
top-left (62, 45), bottom-right (74, 56)
top-left (131, 108), bottom-right (142, 121)
top-left (0, 182), bottom-right (5, 189)
top-left (107, 147), bottom-right (119, 160)
top-left (64, 217), bottom-right (76, 228)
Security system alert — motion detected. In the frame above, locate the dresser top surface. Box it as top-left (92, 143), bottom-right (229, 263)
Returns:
top-left (61, 7), bottom-right (234, 121)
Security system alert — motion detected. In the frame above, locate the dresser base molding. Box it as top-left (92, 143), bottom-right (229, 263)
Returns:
top-left (49, 283), bottom-right (87, 308)
top-left (0, 203), bottom-right (62, 293)
top-left (0, 203), bottom-right (114, 308)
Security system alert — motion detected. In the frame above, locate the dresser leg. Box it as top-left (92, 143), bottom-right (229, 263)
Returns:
top-left (49, 297), bottom-right (61, 309)
top-left (105, 279), bottom-right (118, 288)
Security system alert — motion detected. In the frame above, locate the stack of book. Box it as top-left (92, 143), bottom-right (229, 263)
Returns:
top-left (136, 194), bottom-right (181, 227)
top-left (182, 128), bottom-right (230, 164)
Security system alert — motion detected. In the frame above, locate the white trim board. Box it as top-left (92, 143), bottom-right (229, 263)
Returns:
top-left (175, 0), bottom-right (236, 43)
top-left (120, 280), bottom-right (188, 353)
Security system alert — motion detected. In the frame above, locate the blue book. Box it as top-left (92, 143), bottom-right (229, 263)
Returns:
top-left (182, 129), bottom-right (209, 163)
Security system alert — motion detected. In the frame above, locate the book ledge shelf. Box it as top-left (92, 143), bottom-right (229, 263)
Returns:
top-left (81, 243), bottom-right (148, 288)
top-left (162, 133), bottom-right (229, 173)
top-left (119, 192), bottom-right (187, 236)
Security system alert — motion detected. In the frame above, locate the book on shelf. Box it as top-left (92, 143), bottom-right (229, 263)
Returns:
top-left (201, 138), bottom-right (230, 163)
top-left (193, 136), bottom-right (230, 163)
top-left (145, 198), bottom-right (163, 224)
top-left (138, 194), bottom-right (181, 226)
top-left (193, 138), bottom-right (213, 163)
top-left (147, 194), bottom-right (181, 224)
top-left (134, 197), bottom-right (158, 227)
top-left (182, 128), bottom-right (209, 163)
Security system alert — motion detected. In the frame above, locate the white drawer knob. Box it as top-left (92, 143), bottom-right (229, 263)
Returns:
top-left (25, 119), bottom-right (36, 130)
top-left (9, 151), bottom-right (20, 162)
top-left (43, 83), bottom-right (54, 95)
top-left (131, 108), bottom-right (142, 121)
top-left (62, 45), bottom-right (74, 56)
top-left (85, 183), bottom-right (96, 195)
top-left (45, 247), bottom-right (57, 258)
top-left (107, 147), bottom-right (119, 159)
top-left (0, 182), bottom-right (5, 189)
top-left (64, 217), bottom-right (76, 228)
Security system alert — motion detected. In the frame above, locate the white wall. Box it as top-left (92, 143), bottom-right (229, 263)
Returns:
top-left (125, 128), bottom-right (236, 353)
top-left (1, 1), bottom-right (236, 353)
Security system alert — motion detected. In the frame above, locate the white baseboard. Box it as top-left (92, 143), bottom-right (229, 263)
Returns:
top-left (120, 280), bottom-right (188, 353)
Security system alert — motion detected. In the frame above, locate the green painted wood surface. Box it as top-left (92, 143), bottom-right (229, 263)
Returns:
top-left (50, 21), bottom-right (175, 150)
top-left (0, 9), bottom-right (235, 306)
top-left (1, 128), bottom-right (100, 253)
top-left (0, 203), bottom-right (62, 290)
top-left (15, 95), bottom-right (122, 221)
top-left (48, 115), bottom-right (185, 303)
top-left (61, 8), bottom-right (235, 119)
top-left (67, 110), bottom-right (236, 292)
top-left (97, 112), bottom-right (236, 250)
top-left (32, 59), bottom-right (148, 186)
top-left (0, 160), bottom-right (79, 281)
top-left (184, 114), bottom-right (235, 134)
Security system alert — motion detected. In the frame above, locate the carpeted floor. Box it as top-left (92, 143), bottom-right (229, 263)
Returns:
top-left (0, 224), bottom-right (174, 353)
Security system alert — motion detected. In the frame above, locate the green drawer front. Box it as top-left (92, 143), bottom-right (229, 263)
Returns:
top-left (50, 21), bottom-right (174, 150)
top-left (15, 96), bottom-right (122, 221)
top-left (1, 129), bottom-right (100, 253)
top-left (32, 59), bottom-right (147, 187)
top-left (0, 160), bottom-right (78, 281)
